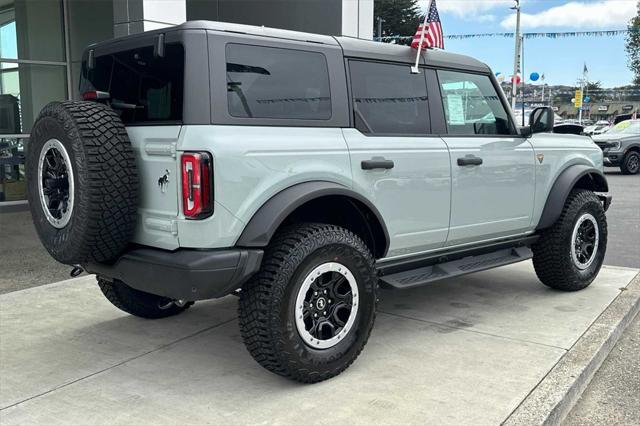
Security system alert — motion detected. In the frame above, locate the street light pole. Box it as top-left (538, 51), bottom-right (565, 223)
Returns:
top-left (511, 0), bottom-right (521, 112)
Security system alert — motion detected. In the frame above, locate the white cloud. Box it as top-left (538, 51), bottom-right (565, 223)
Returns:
top-left (419, 0), bottom-right (515, 17)
top-left (476, 14), bottom-right (497, 23)
top-left (500, 0), bottom-right (636, 30)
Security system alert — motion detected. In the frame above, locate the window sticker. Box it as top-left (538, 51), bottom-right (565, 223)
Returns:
top-left (446, 95), bottom-right (465, 125)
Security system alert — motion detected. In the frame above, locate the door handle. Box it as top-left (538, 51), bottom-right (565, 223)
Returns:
top-left (457, 155), bottom-right (483, 166)
top-left (361, 158), bottom-right (395, 170)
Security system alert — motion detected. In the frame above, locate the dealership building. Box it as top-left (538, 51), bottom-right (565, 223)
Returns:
top-left (0, 0), bottom-right (373, 207)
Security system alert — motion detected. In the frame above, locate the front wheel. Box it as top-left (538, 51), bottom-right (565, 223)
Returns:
top-left (620, 151), bottom-right (640, 175)
top-left (238, 223), bottom-right (378, 383)
top-left (532, 189), bottom-right (607, 291)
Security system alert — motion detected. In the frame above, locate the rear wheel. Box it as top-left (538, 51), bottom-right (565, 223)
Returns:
top-left (98, 278), bottom-right (193, 319)
top-left (620, 151), bottom-right (640, 175)
top-left (532, 189), bottom-right (607, 291)
top-left (238, 223), bottom-right (377, 383)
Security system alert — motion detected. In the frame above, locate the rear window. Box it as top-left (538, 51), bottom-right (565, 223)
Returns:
top-left (225, 44), bottom-right (331, 120)
top-left (80, 43), bottom-right (184, 124)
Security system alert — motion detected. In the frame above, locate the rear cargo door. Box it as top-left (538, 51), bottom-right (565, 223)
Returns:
top-left (80, 35), bottom-right (188, 249)
top-left (126, 126), bottom-right (181, 250)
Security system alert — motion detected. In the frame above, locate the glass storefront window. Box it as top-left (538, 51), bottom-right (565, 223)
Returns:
top-left (0, 1), bottom-right (65, 62)
top-left (0, 136), bottom-right (26, 202)
top-left (1, 62), bottom-right (67, 134)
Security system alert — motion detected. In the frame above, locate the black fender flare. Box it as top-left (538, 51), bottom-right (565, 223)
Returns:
top-left (536, 165), bottom-right (609, 230)
top-left (236, 181), bottom-right (390, 256)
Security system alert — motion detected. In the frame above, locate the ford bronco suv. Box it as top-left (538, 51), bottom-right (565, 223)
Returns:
top-left (26, 21), bottom-right (611, 383)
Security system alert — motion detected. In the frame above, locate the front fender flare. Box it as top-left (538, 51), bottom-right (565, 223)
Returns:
top-left (536, 165), bottom-right (609, 230)
top-left (235, 181), bottom-right (390, 256)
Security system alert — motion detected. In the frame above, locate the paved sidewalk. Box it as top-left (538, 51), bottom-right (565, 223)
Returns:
top-left (0, 262), bottom-right (637, 425)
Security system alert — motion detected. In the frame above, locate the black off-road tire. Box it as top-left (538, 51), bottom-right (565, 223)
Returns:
top-left (98, 278), bottom-right (192, 319)
top-left (238, 223), bottom-right (378, 383)
top-left (532, 189), bottom-right (607, 291)
top-left (620, 151), bottom-right (640, 175)
top-left (27, 101), bottom-right (138, 265)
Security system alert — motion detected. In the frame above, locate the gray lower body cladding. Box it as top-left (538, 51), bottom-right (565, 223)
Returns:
top-left (603, 151), bottom-right (624, 167)
top-left (84, 248), bottom-right (263, 301)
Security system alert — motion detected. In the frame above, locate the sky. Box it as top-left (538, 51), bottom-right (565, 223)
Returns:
top-left (415, 0), bottom-right (636, 87)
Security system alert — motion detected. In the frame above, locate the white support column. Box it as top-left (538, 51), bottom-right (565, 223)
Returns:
top-left (114, 0), bottom-right (186, 37)
top-left (341, 0), bottom-right (373, 39)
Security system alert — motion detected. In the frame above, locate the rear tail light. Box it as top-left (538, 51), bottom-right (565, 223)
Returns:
top-left (181, 152), bottom-right (213, 219)
top-left (82, 90), bottom-right (110, 101)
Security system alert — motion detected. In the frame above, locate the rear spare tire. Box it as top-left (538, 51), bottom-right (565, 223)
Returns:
top-left (26, 101), bottom-right (138, 265)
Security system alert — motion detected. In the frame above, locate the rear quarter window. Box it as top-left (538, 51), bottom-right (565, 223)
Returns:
top-left (80, 43), bottom-right (184, 124)
top-left (225, 44), bottom-right (331, 120)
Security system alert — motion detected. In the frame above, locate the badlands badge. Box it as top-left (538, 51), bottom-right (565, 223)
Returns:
top-left (537, 153), bottom-right (545, 164)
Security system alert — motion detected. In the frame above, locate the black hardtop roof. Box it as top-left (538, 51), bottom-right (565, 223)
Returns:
top-left (88, 20), bottom-right (490, 73)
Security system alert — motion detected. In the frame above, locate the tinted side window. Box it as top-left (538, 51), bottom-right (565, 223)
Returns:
top-left (349, 60), bottom-right (429, 135)
top-left (80, 43), bottom-right (184, 124)
top-left (225, 44), bottom-right (331, 120)
top-left (437, 70), bottom-right (513, 135)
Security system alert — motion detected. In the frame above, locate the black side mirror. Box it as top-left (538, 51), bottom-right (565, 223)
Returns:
top-left (528, 106), bottom-right (555, 134)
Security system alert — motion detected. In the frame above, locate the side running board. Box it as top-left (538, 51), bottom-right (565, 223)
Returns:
top-left (379, 247), bottom-right (532, 289)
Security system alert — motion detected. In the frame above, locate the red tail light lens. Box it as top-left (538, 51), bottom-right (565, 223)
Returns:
top-left (181, 152), bottom-right (213, 219)
top-left (82, 90), bottom-right (110, 101)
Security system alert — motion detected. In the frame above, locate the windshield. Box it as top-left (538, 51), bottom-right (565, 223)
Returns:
top-left (607, 120), bottom-right (640, 135)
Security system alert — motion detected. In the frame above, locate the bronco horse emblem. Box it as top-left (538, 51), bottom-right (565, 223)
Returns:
top-left (157, 169), bottom-right (170, 193)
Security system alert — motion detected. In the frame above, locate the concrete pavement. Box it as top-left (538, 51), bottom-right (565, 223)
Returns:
top-left (1, 262), bottom-right (637, 425)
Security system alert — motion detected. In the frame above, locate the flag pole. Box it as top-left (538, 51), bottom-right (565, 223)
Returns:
top-left (411, 0), bottom-right (432, 74)
top-left (510, 0), bottom-right (521, 112)
top-left (578, 63), bottom-right (587, 125)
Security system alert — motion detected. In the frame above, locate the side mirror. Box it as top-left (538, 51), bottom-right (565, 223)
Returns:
top-left (528, 106), bottom-right (555, 134)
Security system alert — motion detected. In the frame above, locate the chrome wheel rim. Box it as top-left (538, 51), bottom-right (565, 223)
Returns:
top-left (295, 262), bottom-right (359, 349)
top-left (571, 213), bottom-right (599, 270)
top-left (37, 139), bottom-right (74, 228)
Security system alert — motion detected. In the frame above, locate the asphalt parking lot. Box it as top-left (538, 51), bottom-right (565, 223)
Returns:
top-left (600, 168), bottom-right (640, 269)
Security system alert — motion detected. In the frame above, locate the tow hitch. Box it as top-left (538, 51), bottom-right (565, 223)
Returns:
top-left (70, 265), bottom-right (84, 278)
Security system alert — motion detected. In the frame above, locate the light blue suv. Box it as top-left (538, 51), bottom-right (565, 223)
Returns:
top-left (26, 21), bottom-right (611, 383)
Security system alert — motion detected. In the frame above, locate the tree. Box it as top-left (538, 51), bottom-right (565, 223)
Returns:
top-left (374, 0), bottom-right (421, 40)
top-left (584, 81), bottom-right (603, 102)
top-left (626, 1), bottom-right (640, 84)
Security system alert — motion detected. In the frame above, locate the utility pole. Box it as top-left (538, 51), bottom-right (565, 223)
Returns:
top-left (376, 17), bottom-right (385, 41)
top-left (511, 0), bottom-right (522, 112)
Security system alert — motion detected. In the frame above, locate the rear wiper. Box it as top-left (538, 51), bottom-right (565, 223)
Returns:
top-left (81, 91), bottom-right (143, 110)
top-left (110, 101), bottom-right (143, 110)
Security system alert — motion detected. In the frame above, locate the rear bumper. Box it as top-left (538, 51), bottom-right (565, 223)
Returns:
top-left (84, 247), bottom-right (263, 301)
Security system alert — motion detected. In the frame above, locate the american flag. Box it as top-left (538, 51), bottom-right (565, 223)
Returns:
top-left (411, 0), bottom-right (444, 50)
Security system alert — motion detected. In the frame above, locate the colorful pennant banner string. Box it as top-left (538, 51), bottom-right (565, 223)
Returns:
top-left (378, 29), bottom-right (637, 43)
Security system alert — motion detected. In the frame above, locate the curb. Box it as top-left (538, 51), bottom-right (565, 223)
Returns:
top-left (504, 271), bottom-right (640, 426)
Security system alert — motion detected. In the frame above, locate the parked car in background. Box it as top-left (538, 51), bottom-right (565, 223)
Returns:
top-left (584, 120), bottom-right (610, 136)
top-left (554, 123), bottom-right (584, 135)
top-left (592, 120), bottom-right (640, 174)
